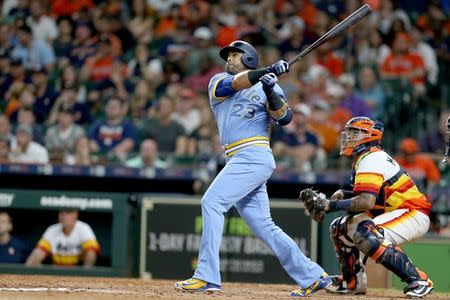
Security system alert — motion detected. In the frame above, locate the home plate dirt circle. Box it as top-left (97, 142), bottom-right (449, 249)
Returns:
top-left (0, 275), bottom-right (448, 299)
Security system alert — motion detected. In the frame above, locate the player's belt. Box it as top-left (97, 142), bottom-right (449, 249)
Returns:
top-left (223, 136), bottom-right (270, 157)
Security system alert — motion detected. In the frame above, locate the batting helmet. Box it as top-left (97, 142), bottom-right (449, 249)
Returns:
top-left (219, 40), bottom-right (259, 69)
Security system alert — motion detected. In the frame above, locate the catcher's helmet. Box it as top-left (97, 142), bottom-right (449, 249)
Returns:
top-left (219, 40), bottom-right (259, 69)
top-left (340, 116), bottom-right (384, 156)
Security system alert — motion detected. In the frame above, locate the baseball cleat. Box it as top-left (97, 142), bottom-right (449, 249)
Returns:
top-left (290, 272), bottom-right (332, 297)
top-left (174, 278), bottom-right (221, 292)
top-left (404, 278), bottom-right (433, 298)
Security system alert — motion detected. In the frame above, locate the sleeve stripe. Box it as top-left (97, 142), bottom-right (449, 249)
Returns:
top-left (37, 240), bottom-right (51, 255)
top-left (212, 77), bottom-right (230, 100)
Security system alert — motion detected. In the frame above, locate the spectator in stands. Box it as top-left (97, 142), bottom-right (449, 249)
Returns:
top-left (9, 124), bottom-right (49, 164)
top-left (26, 0), bottom-right (58, 44)
top-left (0, 211), bottom-right (31, 263)
top-left (187, 100), bottom-right (218, 157)
top-left (380, 32), bottom-right (426, 97)
top-left (88, 96), bottom-right (138, 161)
top-left (11, 24), bottom-right (56, 71)
top-left (272, 103), bottom-right (319, 172)
top-left (92, 14), bottom-right (123, 56)
top-left (354, 66), bottom-right (386, 119)
top-left (128, 0), bottom-right (153, 44)
top-left (0, 136), bottom-right (10, 163)
top-left (64, 135), bottom-right (92, 166)
top-left (128, 43), bottom-right (163, 84)
top-left (16, 107), bottom-right (44, 145)
top-left (419, 110), bottom-right (450, 161)
top-left (140, 95), bottom-right (188, 155)
top-left (185, 26), bottom-right (220, 76)
top-left (172, 88), bottom-right (201, 135)
top-left (0, 20), bottom-right (13, 48)
top-left (370, 0), bottom-right (411, 36)
top-left (356, 29), bottom-right (391, 67)
top-left (410, 25), bottom-right (439, 87)
top-left (5, 86), bottom-right (35, 123)
top-left (53, 16), bottom-right (74, 58)
top-left (184, 53), bottom-right (222, 93)
top-left (26, 209), bottom-right (100, 267)
top-left (0, 58), bottom-right (31, 100)
top-left (315, 42), bottom-right (344, 78)
top-left (308, 100), bottom-right (340, 154)
top-left (129, 79), bottom-right (157, 119)
top-left (395, 137), bottom-right (441, 192)
top-left (6, 0), bottom-right (30, 22)
top-left (50, 0), bottom-right (93, 18)
top-left (0, 115), bottom-right (16, 145)
top-left (31, 65), bottom-right (59, 124)
top-left (47, 86), bottom-right (91, 125)
top-left (338, 73), bottom-right (373, 118)
top-left (80, 34), bottom-right (117, 83)
top-left (125, 138), bottom-right (167, 169)
top-left (45, 107), bottom-right (85, 155)
top-left (108, 13), bottom-right (136, 54)
top-left (69, 22), bottom-right (96, 68)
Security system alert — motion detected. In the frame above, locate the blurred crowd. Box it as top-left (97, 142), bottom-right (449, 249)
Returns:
top-left (0, 0), bottom-right (449, 229)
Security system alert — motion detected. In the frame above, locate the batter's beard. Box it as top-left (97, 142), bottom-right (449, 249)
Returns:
top-left (225, 63), bottom-right (245, 74)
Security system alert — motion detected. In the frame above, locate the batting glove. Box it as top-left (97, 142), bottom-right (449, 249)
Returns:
top-left (260, 73), bottom-right (278, 90)
top-left (266, 60), bottom-right (289, 76)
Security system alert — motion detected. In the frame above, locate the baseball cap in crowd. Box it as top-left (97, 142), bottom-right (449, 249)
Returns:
top-left (17, 24), bottom-right (32, 34)
top-left (292, 103), bottom-right (311, 117)
top-left (338, 73), bottom-right (355, 88)
top-left (326, 82), bottom-right (345, 99)
top-left (0, 49), bottom-right (8, 60)
top-left (399, 138), bottom-right (418, 154)
top-left (15, 124), bottom-right (33, 136)
top-left (10, 58), bottom-right (23, 66)
top-left (193, 26), bottom-right (213, 40)
top-left (32, 65), bottom-right (48, 75)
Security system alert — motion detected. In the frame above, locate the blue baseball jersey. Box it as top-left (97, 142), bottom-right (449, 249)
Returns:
top-left (208, 72), bottom-right (285, 146)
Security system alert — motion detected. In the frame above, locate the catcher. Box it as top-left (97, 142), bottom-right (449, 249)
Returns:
top-left (299, 116), bottom-right (433, 298)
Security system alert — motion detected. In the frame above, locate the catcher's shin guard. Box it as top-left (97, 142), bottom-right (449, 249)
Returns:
top-left (353, 220), bottom-right (425, 284)
top-left (329, 216), bottom-right (366, 292)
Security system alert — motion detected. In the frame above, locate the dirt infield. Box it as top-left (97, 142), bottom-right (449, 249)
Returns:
top-left (0, 275), bottom-right (448, 300)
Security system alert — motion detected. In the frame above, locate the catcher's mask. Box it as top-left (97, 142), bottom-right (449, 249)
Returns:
top-left (340, 116), bottom-right (383, 156)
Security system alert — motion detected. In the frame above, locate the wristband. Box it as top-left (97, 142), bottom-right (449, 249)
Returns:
top-left (328, 199), bottom-right (352, 212)
top-left (247, 68), bottom-right (267, 85)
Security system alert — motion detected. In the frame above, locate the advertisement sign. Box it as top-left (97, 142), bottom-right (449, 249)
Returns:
top-left (140, 197), bottom-right (317, 283)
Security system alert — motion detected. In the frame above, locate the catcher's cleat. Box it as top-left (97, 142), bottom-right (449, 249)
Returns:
top-left (174, 278), bottom-right (221, 292)
top-left (290, 272), bottom-right (332, 297)
top-left (325, 274), bottom-right (367, 295)
top-left (404, 278), bottom-right (433, 299)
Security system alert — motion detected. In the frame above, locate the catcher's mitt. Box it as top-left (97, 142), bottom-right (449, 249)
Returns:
top-left (298, 188), bottom-right (328, 223)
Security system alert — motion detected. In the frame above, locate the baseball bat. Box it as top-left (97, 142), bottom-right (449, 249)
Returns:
top-left (442, 116), bottom-right (450, 163)
top-left (288, 4), bottom-right (373, 66)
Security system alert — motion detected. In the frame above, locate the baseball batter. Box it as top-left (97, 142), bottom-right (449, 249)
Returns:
top-left (175, 40), bottom-right (330, 297)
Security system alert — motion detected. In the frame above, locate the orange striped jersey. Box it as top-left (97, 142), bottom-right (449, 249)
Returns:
top-left (352, 148), bottom-right (431, 217)
top-left (37, 220), bottom-right (100, 266)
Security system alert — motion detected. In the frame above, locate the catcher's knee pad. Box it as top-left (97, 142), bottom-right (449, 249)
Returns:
top-left (353, 220), bottom-right (422, 283)
top-left (330, 216), bottom-right (363, 290)
top-left (353, 220), bottom-right (385, 258)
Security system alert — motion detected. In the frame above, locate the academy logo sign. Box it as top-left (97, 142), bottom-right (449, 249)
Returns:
top-left (0, 193), bottom-right (14, 207)
top-left (40, 195), bottom-right (113, 210)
